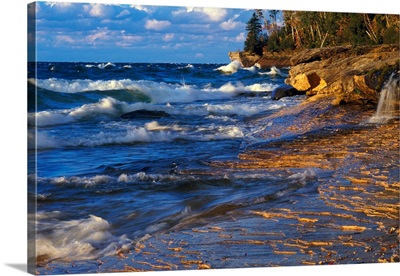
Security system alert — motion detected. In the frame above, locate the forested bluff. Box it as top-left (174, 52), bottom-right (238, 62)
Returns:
top-left (229, 10), bottom-right (399, 104)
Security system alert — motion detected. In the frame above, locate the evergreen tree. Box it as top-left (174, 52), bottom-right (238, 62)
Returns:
top-left (243, 10), bottom-right (398, 53)
top-left (244, 12), bottom-right (264, 55)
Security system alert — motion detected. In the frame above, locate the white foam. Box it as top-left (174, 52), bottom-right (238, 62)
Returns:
top-left (30, 78), bottom-right (135, 93)
top-left (28, 130), bottom-right (61, 149)
top-left (205, 81), bottom-right (277, 93)
top-left (77, 126), bottom-right (178, 147)
top-left (29, 97), bottom-right (131, 127)
top-left (288, 169), bottom-right (317, 185)
top-left (29, 79), bottom-right (278, 127)
top-left (178, 64), bottom-right (194, 69)
top-left (31, 77), bottom-right (278, 106)
top-left (194, 125), bottom-right (244, 140)
top-left (367, 74), bottom-right (399, 124)
top-left (98, 62), bottom-right (116, 69)
top-left (206, 115), bottom-right (237, 122)
top-left (38, 172), bottom-right (195, 186)
top-left (74, 122), bottom-right (244, 147)
top-left (202, 103), bottom-right (263, 116)
top-left (36, 214), bottom-right (132, 261)
top-left (215, 60), bottom-right (243, 74)
top-left (144, 121), bottom-right (187, 131)
top-left (52, 175), bottom-right (114, 188)
top-left (31, 78), bottom-right (240, 104)
top-left (117, 172), bottom-right (184, 184)
top-left (32, 118), bottom-right (246, 148)
top-left (259, 66), bottom-right (288, 77)
top-left (243, 64), bottom-right (259, 73)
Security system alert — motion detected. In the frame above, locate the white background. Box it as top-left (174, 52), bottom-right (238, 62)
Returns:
top-left (0, 1), bottom-right (399, 276)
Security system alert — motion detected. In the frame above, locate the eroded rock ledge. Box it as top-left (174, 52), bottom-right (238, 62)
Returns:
top-left (285, 44), bottom-right (399, 105)
top-left (230, 45), bottom-right (399, 105)
top-left (228, 51), bottom-right (293, 68)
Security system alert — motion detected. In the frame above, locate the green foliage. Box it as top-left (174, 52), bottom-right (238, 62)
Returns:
top-left (383, 25), bottom-right (400, 44)
top-left (343, 13), bottom-right (371, 45)
top-left (266, 28), bottom-right (294, 52)
top-left (243, 10), bottom-right (400, 53)
top-left (244, 12), bottom-right (265, 55)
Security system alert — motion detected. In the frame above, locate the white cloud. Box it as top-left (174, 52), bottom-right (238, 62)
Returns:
top-left (163, 33), bottom-right (175, 42)
top-left (195, 53), bottom-right (205, 58)
top-left (85, 29), bottom-right (110, 44)
top-left (219, 15), bottom-right (244, 30)
top-left (174, 7), bottom-right (227, 22)
top-left (116, 33), bottom-right (143, 47)
top-left (131, 5), bottom-right (152, 13)
top-left (145, 19), bottom-right (171, 31)
top-left (83, 4), bottom-right (111, 18)
top-left (45, 2), bottom-right (73, 8)
top-left (116, 9), bottom-right (130, 18)
top-left (193, 7), bottom-right (227, 22)
top-left (55, 35), bottom-right (75, 44)
top-left (234, 32), bottom-right (246, 42)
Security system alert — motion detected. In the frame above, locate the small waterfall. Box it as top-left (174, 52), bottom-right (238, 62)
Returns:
top-left (368, 73), bottom-right (400, 124)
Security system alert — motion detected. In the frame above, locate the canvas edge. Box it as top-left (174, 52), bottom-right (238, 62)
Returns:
top-left (27, 2), bottom-right (37, 275)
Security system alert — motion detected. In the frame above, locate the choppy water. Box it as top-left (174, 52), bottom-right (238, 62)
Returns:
top-left (28, 61), bottom-right (309, 264)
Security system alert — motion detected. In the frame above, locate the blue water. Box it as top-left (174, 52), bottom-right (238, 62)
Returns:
top-left (28, 61), bottom-right (305, 262)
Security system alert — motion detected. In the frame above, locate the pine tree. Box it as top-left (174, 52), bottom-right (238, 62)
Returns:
top-left (244, 12), bottom-right (264, 55)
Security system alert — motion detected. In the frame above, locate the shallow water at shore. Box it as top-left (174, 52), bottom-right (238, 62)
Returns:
top-left (36, 116), bottom-right (400, 273)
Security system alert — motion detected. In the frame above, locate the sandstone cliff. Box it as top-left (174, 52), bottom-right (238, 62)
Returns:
top-left (229, 45), bottom-right (399, 105)
top-left (285, 44), bottom-right (399, 105)
top-left (228, 51), bottom-right (292, 68)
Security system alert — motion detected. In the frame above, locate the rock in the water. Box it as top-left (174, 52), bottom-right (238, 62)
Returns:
top-left (121, 110), bottom-right (171, 119)
top-left (271, 84), bottom-right (305, 100)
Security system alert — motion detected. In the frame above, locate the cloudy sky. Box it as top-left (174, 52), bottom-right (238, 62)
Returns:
top-left (29, 2), bottom-right (273, 63)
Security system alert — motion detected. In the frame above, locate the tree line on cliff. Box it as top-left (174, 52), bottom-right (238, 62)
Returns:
top-left (244, 10), bottom-right (399, 55)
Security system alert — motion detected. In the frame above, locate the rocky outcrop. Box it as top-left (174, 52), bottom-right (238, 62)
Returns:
top-left (228, 51), bottom-right (261, 67)
top-left (285, 44), bottom-right (399, 105)
top-left (228, 51), bottom-right (292, 68)
top-left (257, 52), bottom-right (293, 68)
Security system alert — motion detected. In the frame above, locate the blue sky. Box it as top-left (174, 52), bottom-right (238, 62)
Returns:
top-left (30, 2), bottom-right (275, 63)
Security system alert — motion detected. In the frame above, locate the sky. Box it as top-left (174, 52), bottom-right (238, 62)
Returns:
top-left (29, 2), bottom-right (276, 63)
top-left (28, 0), bottom-right (400, 64)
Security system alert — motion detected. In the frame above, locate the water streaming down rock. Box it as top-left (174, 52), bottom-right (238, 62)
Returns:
top-left (368, 73), bottom-right (400, 124)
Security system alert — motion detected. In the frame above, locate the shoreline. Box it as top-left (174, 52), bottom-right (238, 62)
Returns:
top-left (230, 45), bottom-right (399, 106)
top-left (36, 83), bottom-right (400, 274)
top-left (102, 99), bottom-right (399, 272)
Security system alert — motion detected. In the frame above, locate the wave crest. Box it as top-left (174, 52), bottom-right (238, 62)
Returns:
top-left (215, 60), bottom-right (243, 74)
top-left (36, 213), bottom-right (132, 261)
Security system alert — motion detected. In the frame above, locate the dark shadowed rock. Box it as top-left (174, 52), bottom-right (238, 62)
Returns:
top-left (271, 84), bottom-right (305, 100)
top-left (121, 110), bottom-right (171, 119)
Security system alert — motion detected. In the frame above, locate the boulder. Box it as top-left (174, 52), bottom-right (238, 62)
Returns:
top-left (271, 84), bottom-right (305, 100)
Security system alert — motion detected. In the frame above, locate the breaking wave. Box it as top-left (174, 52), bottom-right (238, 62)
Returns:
top-left (259, 66), bottom-right (288, 77)
top-left (33, 122), bottom-right (244, 149)
top-left (35, 212), bottom-right (132, 261)
top-left (30, 78), bottom-right (276, 105)
top-left (215, 60), bottom-right (243, 74)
